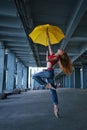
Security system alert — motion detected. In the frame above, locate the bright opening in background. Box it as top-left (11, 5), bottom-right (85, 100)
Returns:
top-left (28, 67), bottom-right (46, 90)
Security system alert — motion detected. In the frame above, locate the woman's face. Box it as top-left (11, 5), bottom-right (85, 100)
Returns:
top-left (57, 49), bottom-right (64, 56)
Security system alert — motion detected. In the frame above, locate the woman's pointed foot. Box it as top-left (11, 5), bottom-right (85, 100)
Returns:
top-left (54, 104), bottom-right (60, 118)
top-left (46, 83), bottom-right (56, 90)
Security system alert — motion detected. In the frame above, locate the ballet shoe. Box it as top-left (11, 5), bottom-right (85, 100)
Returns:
top-left (54, 105), bottom-right (60, 118)
top-left (46, 83), bottom-right (56, 90)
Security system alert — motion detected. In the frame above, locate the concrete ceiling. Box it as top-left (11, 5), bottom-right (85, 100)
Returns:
top-left (0, 0), bottom-right (87, 70)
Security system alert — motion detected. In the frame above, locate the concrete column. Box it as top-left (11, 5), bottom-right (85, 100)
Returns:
top-left (69, 72), bottom-right (74, 88)
top-left (6, 51), bottom-right (16, 91)
top-left (29, 68), bottom-right (32, 89)
top-left (0, 43), bottom-right (5, 93)
top-left (23, 66), bottom-right (28, 89)
top-left (64, 75), bottom-right (70, 88)
top-left (74, 67), bottom-right (81, 88)
top-left (61, 75), bottom-right (65, 88)
top-left (80, 68), bottom-right (83, 88)
top-left (16, 62), bottom-right (23, 89)
top-left (82, 64), bottom-right (87, 89)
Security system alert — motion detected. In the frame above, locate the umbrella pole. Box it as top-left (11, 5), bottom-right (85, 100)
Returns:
top-left (47, 28), bottom-right (53, 54)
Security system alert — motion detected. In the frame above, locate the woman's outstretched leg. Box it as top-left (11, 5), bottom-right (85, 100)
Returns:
top-left (50, 89), bottom-right (60, 118)
top-left (54, 103), bottom-right (60, 118)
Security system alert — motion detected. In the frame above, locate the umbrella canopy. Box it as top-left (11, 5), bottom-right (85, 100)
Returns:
top-left (29, 24), bottom-right (65, 46)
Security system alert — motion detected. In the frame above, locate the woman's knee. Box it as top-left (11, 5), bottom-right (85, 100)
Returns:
top-left (32, 74), bottom-right (36, 79)
top-left (33, 73), bottom-right (39, 79)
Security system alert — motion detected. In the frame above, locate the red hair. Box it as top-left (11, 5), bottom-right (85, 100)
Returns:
top-left (58, 52), bottom-right (73, 75)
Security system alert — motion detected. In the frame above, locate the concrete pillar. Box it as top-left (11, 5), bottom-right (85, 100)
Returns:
top-left (61, 75), bottom-right (65, 88)
top-left (6, 51), bottom-right (16, 92)
top-left (69, 72), bottom-right (74, 88)
top-left (23, 66), bottom-right (28, 89)
top-left (16, 62), bottom-right (23, 89)
top-left (80, 68), bottom-right (83, 88)
top-left (64, 75), bottom-right (70, 88)
top-left (63, 73), bottom-right (74, 88)
top-left (29, 68), bottom-right (32, 89)
top-left (74, 67), bottom-right (81, 88)
top-left (82, 64), bottom-right (87, 88)
top-left (0, 43), bottom-right (5, 93)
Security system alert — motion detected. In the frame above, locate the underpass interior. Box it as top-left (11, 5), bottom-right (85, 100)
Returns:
top-left (0, 0), bottom-right (87, 130)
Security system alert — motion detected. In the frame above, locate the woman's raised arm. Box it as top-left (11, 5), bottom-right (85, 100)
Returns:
top-left (47, 29), bottom-right (53, 55)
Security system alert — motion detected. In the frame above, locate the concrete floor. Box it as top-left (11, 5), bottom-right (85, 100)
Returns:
top-left (0, 88), bottom-right (87, 130)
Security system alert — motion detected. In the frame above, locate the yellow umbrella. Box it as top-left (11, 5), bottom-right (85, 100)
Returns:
top-left (29, 24), bottom-right (65, 46)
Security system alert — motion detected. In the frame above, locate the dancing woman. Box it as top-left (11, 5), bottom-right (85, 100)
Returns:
top-left (33, 37), bottom-right (73, 118)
